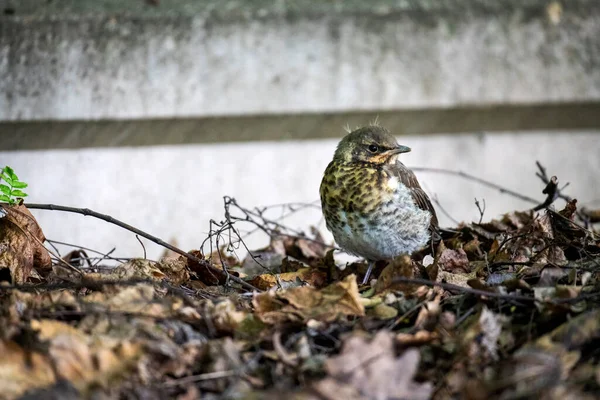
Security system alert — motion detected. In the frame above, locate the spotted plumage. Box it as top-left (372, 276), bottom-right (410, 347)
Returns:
top-left (320, 125), bottom-right (438, 283)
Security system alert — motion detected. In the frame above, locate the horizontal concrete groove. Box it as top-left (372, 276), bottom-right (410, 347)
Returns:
top-left (1, 0), bottom-right (599, 121)
top-left (4, 0), bottom-right (598, 20)
top-left (2, 102), bottom-right (599, 150)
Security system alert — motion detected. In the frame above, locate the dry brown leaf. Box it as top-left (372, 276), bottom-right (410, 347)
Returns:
top-left (314, 331), bottom-right (432, 400)
top-left (0, 340), bottom-right (56, 398)
top-left (3, 320), bottom-right (142, 398)
top-left (241, 249), bottom-right (285, 276)
top-left (282, 230), bottom-right (329, 263)
top-left (50, 334), bottom-right (141, 394)
top-left (248, 268), bottom-right (327, 291)
top-left (437, 248), bottom-right (470, 273)
top-left (396, 330), bottom-right (439, 347)
top-left (373, 255), bottom-right (414, 295)
top-left (210, 299), bottom-right (247, 333)
top-left (463, 307), bottom-right (511, 364)
top-left (414, 293), bottom-right (442, 331)
top-left (253, 274), bottom-right (364, 324)
top-left (0, 205), bottom-right (51, 283)
top-left (156, 258), bottom-right (190, 285)
top-left (113, 259), bottom-right (167, 281)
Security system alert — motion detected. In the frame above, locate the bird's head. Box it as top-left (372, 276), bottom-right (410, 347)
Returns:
top-left (333, 125), bottom-right (411, 165)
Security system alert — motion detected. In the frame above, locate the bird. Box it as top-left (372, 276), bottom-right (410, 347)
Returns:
top-left (320, 124), bottom-right (438, 284)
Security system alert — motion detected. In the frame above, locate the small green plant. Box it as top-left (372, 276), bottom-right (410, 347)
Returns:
top-left (0, 166), bottom-right (28, 205)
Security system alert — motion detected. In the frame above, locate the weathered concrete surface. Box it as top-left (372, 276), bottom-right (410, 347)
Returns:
top-left (1, 1), bottom-right (599, 260)
top-left (2, 102), bottom-right (600, 150)
top-left (1, 130), bottom-right (598, 261)
top-left (1, 0), bottom-right (599, 123)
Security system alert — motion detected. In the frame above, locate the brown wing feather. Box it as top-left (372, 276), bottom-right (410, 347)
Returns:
top-left (391, 162), bottom-right (439, 230)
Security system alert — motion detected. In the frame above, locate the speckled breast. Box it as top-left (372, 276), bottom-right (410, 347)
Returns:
top-left (320, 161), bottom-right (431, 260)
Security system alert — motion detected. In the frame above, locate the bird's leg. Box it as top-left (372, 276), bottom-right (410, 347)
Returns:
top-left (362, 261), bottom-right (375, 285)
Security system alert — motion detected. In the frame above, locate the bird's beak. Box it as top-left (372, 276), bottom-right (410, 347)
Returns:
top-left (387, 145), bottom-right (411, 155)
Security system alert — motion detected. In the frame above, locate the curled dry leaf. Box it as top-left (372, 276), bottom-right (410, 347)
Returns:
top-left (248, 267), bottom-right (327, 291)
top-left (437, 248), bottom-right (470, 273)
top-left (489, 309), bottom-right (600, 398)
top-left (1, 319), bottom-right (142, 398)
top-left (104, 259), bottom-right (166, 281)
top-left (0, 340), bottom-right (56, 398)
top-left (252, 274), bottom-right (364, 324)
top-left (373, 255), bottom-right (414, 295)
top-left (282, 230), bottom-right (329, 264)
top-left (463, 307), bottom-right (511, 364)
top-left (241, 249), bottom-right (285, 276)
top-left (157, 258), bottom-right (190, 285)
top-left (414, 293), bottom-right (442, 331)
top-left (0, 205), bottom-right (51, 283)
top-left (313, 330), bottom-right (432, 400)
top-left (209, 299), bottom-right (247, 334)
top-left (396, 330), bottom-right (439, 347)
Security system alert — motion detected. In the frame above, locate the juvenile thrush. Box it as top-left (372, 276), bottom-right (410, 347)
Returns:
top-left (320, 125), bottom-right (438, 284)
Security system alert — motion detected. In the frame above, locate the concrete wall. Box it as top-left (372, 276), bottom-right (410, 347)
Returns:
top-left (1, 0), bottom-right (599, 261)
top-left (2, 130), bottom-right (599, 261)
top-left (1, 0), bottom-right (599, 122)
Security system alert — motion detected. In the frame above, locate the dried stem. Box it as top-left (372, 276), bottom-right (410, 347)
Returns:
top-left (18, 202), bottom-right (260, 292)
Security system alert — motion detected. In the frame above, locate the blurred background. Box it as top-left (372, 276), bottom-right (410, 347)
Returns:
top-left (1, 0), bottom-right (599, 261)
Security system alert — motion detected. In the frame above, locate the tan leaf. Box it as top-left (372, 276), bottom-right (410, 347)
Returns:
top-left (0, 205), bottom-right (51, 283)
top-left (0, 340), bottom-right (56, 398)
top-left (437, 248), bottom-right (470, 273)
top-left (373, 255), bottom-right (414, 295)
top-left (253, 274), bottom-right (364, 324)
top-left (314, 331), bottom-right (432, 400)
top-left (248, 267), bottom-right (327, 291)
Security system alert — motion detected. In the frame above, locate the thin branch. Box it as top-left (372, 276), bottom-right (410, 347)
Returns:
top-left (18, 202), bottom-right (260, 292)
top-left (533, 175), bottom-right (559, 211)
top-left (46, 239), bottom-right (125, 264)
top-left (391, 277), bottom-right (536, 303)
top-left (162, 370), bottom-right (239, 387)
top-left (410, 167), bottom-right (539, 204)
top-left (474, 197), bottom-right (486, 224)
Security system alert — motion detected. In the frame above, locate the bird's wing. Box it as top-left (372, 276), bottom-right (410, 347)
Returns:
top-left (391, 161), bottom-right (439, 229)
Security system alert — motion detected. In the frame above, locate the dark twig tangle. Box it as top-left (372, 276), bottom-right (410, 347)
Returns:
top-left (20, 203), bottom-right (260, 292)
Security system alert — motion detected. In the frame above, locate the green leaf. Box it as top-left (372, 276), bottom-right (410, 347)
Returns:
top-left (11, 190), bottom-right (27, 197)
top-left (4, 166), bottom-right (18, 181)
top-left (0, 185), bottom-right (10, 195)
top-left (11, 181), bottom-right (28, 189)
top-left (0, 173), bottom-right (13, 186)
top-left (0, 194), bottom-right (10, 202)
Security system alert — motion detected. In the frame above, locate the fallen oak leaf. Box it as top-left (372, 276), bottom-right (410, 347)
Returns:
top-left (0, 204), bottom-right (51, 283)
top-left (0, 340), bottom-right (56, 398)
top-left (313, 330), bottom-right (432, 400)
top-left (248, 267), bottom-right (327, 291)
top-left (437, 248), bottom-right (470, 273)
top-left (252, 274), bottom-right (364, 324)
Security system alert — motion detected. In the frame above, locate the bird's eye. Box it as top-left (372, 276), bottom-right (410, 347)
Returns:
top-left (368, 144), bottom-right (379, 153)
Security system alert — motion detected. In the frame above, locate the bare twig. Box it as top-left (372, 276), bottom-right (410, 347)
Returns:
top-left (430, 194), bottom-right (460, 226)
top-left (18, 202), bottom-right (260, 292)
top-left (411, 167), bottom-right (539, 204)
top-left (162, 370), bottom-right (238, 387)
top-left (46, 239), bottom-right (125, 264)
top-left (391, 277), bottom-right (536, 303)
top-left (474, 198), bottom-right (486, 224)
top-left (533, 175), bottom-right (559, 211)
top-left (136, 235), bottom-right (147, 259)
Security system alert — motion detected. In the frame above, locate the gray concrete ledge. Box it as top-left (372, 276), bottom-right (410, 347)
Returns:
top-left (2, 102), bottom-right (600, 150)
top-left (1, 0), bottom-right (599, 123)
top-left (4, 0), bottom-right (597, 20)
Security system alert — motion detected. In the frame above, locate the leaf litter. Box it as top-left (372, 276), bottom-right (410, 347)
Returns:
top-left (0, 167), bottom-right (600, 399)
